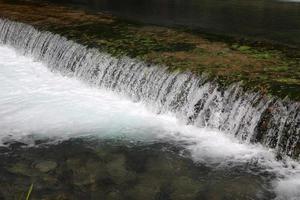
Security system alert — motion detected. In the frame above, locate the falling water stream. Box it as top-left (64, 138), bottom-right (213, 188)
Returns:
top-left (0, 19), bottom-right (299, 158)
top-left (0, 19), bottom-right (300, 199)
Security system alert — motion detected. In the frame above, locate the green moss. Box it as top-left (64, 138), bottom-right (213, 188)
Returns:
top-left (237, 45), bottom-right (251, 52)
top-left (276, 78), bottom-right (299, 84)
top-left (272, 65), bottom-right (290, 72)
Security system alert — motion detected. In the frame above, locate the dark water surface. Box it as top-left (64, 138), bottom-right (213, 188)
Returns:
top-left (0, 138), bottom-right (275, 200)
top-left (43, 0), bottom-right (300, 46)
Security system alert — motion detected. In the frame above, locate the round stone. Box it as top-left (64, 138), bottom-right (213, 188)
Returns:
top-left (35, 161), bottom-right (57, 173)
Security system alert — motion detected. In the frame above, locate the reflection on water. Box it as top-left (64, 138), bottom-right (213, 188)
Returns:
top-left (44, 0), bottom-right (300, 46)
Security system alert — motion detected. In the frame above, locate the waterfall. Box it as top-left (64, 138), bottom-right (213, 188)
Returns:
top-left (0, 18), bottom-right (299, 159)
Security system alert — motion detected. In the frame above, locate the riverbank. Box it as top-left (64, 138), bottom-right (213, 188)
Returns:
top-left (0, 0), bottom-right (299, 100)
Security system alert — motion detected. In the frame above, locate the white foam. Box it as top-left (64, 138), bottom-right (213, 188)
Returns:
top-left (0, 45), bottom-right (299, 199)
top-left (0, 45), bottom-right (170, 143)
top-left (275, 173), bottom-right (300, 200)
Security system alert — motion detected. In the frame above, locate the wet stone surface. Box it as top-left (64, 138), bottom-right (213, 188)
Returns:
top-left (0, 138), bottom-right (275, 200)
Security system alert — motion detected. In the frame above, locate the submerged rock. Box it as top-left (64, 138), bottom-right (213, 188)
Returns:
top-left (35, 160), bottom-right (57, 173)
top-left (7, 162), bottom-right (33, 176)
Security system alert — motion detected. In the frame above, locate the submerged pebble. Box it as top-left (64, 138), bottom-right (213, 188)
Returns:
top-left (35, 161), bottom-right (57, 173)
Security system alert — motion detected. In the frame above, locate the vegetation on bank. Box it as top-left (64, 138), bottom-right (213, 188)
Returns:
top-left (1, 0), bottom-right (299, 100)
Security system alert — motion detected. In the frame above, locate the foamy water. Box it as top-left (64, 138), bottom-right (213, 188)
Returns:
top-left (0, 45), bottom-right (299, 199)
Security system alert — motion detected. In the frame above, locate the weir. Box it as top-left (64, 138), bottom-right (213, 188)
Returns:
top-left (0, 18), bottom-right (299, 159)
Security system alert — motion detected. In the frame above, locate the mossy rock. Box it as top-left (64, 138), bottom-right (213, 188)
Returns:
top-left (237, 45), bottom-right (251, 52)
top-left (35, 160), bottom-right (57, 173)
top-left (6, 163), bottom-right (34, 176)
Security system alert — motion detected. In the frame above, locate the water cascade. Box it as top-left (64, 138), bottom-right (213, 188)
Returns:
top-left (0, 18), bottom-right (299, 159)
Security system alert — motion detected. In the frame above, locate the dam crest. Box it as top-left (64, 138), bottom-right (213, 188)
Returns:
top-left (0, 18), bottom-right (299, 159)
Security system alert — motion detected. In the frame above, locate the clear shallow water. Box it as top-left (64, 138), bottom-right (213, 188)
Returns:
top-left (0, 45), bottom-right (299, 199)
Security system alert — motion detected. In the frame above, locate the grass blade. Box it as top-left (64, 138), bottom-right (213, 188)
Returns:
top-left (25, 184), bottom-right (33, 200)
